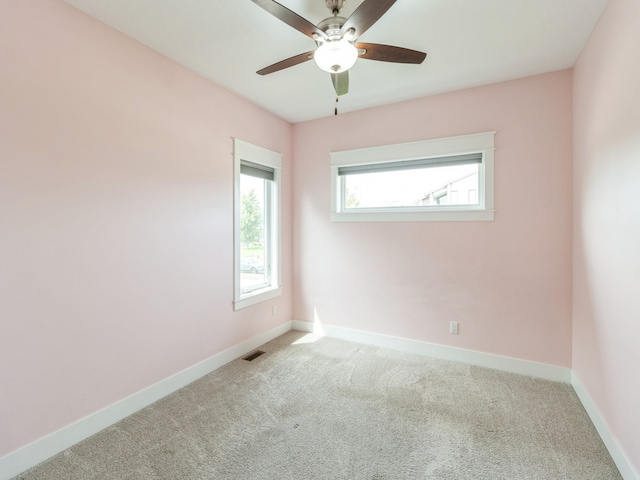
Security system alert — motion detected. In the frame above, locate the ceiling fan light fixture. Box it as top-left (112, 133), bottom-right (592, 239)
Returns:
top-left (314, 39), bottom-right (358, 73)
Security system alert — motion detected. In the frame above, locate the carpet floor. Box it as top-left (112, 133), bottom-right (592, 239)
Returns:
top-left (15, 331), bottom-right (621, 479)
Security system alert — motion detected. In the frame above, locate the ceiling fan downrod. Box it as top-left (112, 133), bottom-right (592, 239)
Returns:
top-left (326, 0), bottom-right (346, 15)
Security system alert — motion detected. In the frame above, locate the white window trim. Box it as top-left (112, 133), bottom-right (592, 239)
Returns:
top-left (330, 132), bottom-right (495, 222)
top-left (233, 139), bottom-right (282, 310)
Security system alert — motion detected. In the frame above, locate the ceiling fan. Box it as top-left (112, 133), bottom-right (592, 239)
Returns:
top-left (251, 0), bottom-right (427, 97)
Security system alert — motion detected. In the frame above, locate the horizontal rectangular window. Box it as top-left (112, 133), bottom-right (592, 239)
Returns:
top-left (330, 132), bottom-right (495, 222)
top-left (340, 156), bottom-right (481, 209)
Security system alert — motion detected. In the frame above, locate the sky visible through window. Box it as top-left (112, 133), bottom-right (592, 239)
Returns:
top-left (241, 174), bottom-right (264, 208)
top-left (345, 163), bottom-right (478, 208)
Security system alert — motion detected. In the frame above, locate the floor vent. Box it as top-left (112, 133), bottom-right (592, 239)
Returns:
top-left (244, 350), bottom-right (265, 362)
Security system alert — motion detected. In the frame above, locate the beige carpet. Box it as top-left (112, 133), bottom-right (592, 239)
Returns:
top-left (15, 331), bottom-right (621, 479)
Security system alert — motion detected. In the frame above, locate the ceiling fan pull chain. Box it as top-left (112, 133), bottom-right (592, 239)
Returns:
top-left (335, 96), bottom-right (339, 116)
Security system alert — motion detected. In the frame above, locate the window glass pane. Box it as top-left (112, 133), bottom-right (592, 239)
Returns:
top-left (343, 163), bottom-right (479, 209)
top-left (240, 173), bottom-right (269, 294)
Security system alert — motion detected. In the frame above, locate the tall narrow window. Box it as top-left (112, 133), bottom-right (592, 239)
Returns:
top-left (234, 140), bottom-right (281, 310)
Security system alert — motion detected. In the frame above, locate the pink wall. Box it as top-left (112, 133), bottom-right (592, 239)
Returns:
top-left (0, 1), bottom-right (293, 457)
top-left (4, 0), bottom-right (632, 472)
top-left (293, 71), bottom-right (574, 367)
top-left (573, 0), bottom-right (640, 473)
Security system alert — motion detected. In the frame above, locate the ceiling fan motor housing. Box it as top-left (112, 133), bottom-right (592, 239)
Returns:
top-left (317, 16), bottom-right (348, 41)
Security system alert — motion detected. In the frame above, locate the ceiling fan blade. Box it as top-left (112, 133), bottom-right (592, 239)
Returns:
top-left (251, 0), bottom-right (327, 41)
top-left (356, 43), bottom-right (427, 64)
top-left (341, 0), bottom-right (397, 39)
top-left (331, 71), bottom-right (349, 96)
top-left (257, 51), bottom-right (315, 75)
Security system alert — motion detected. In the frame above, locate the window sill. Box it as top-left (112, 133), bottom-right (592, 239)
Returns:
top-left (331, 209), bottom-right (495, 223)
top-left (234, 286), bottom-right (282, 310)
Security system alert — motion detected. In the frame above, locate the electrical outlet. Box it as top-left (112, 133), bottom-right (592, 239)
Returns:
top-left (272, 305), bottom-right (278, 316)
top-left (450, 321), bottom-right (459, 335)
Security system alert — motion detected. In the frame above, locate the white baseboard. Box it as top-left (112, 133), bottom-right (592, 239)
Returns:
top-left (4, 320), bottom-right (636, 480)
top-left (0, 321), bottom-right (293, 480)
top-left (292, 320), bottom-right (571, 382)
top-left (571, 373), bottom-right (639, 480)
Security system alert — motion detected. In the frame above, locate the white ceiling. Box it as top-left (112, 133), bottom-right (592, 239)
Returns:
top-left (62, 0), bottom-right (609, 123)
